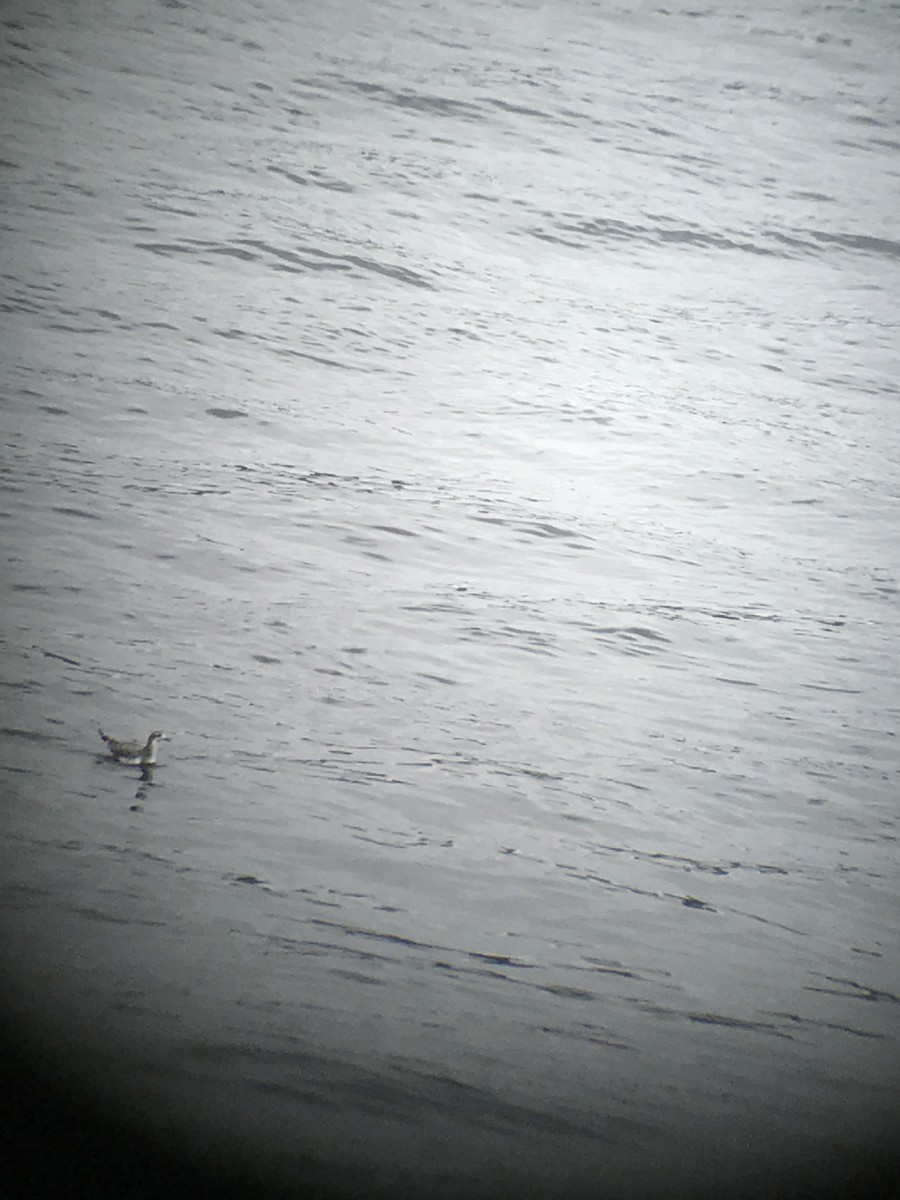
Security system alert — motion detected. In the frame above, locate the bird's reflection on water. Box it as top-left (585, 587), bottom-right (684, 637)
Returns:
top-left (131, 764), bottom-right (156, 809)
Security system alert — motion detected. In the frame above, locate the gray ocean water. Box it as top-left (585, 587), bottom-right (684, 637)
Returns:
top-left (1, 1), bottom-right (898, 1196)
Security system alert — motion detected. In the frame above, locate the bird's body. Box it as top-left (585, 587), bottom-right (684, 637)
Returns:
top-left (99, 728), bottom-right (170, 766)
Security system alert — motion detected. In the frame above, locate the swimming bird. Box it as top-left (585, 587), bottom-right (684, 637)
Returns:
top-left (98, 728), bottom-right (170, 766)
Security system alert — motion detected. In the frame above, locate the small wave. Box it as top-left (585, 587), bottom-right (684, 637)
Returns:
top-left (269, 164), bottom-right (354, 193)
top-left (531, 212), bottom-right (900, 264)
top-left (687, 1012), bottom-right (793, 1037)
top-left (136, 235), bottom-right (436, 290)
top-left (334, 75), bottom-right (482, 123)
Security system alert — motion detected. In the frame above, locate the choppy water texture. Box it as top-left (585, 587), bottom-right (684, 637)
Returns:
top-left (1, 1), bottom-right (898, 1196)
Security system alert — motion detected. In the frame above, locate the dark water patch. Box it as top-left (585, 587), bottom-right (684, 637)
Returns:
top-left (489, 763), bottom-right (561, 782)
top-left (539, 983), bottom-right (596, 1001)
top-left (235, 237), bottom-right (345, 273)
top-left (349, 829), bottom-right (429, 850)
top-left (530, 215), bottom-right (780, 259)
top-left (269, 166), bottom-right (309, 186)
top-left (282, 896), bottom-right (339, 916)
top-left (724, 906), bottom-right (808, 937)
top-left (487, 96), bottom-right (555, 121)
top-left (358, 550), bottom-right (392, 564)
top-left (687, 1012), bottom-right (793, 1037)
top-left (556, 864), bottom-right (664, 901)
top-left (807, 229), bottom-right (900, 260)
top-left (278, 932), bottom-right (396, 967)
top-left (331, 968), bottom-right (385, 986)
top-left (762, 1010), bottom-right (888, 1040)
top-left (274, 346), bottom-right (351, 368)
top-left (805, 976), bottom-right (899, 1005)
top-left (230, 236), bottom-right (436, 290)
top-left (135, 240), bottom-right (206, 257)
top-left (537, 1022), bottom-right (631, 1051)
top-left (43, 320), bottom-right (110, 335)
top-left (370, 1063), bottom-right (621, 1139)
top-left (0, 880), bottom-right (50, 902)
top-left (402, 601), bottom-right (467, 614)
top-left (97, 843), bottom-right (176, 867)
top-left (584, 840), bottom-right (789, 879)
top-left (340, 251), bottom-right (434, 290)
top-left (368, 524), bottom-right (418, 537)
top-left (0, 725), bottom-right (59, 743)
top-left (468, 952), bottom-right (535, 969)
top-left (35, 646), bottom-right (81, 666)
top-left (206, 407), bottom-right (248, 419)
top-left (310, 919), bottom-right (436, 952)
top-left (491, 624), bottom-right (556, 655)
top-left (251, 1078), bottom-right (344, 1108)
top-left (337, 75), bottom-right (483, 123)
top-left (470, 513), bottom-right (585, 542)
top-left (143, 199), bottom-right (200, 217)
top-left (584, 624), bottom-right (670, 654)
top-left (650, 602), bottom-right (781, 624)
top-left (580, 960), bottom-right (650, 982)
top-left (802, 682), bottom-right (862, 695)
top-left (518, 520), bottom-right (583, 540)
top-left (496, 845), bottom-right (543, 861)
top-left (241, 1043), bottom-right (626, 1139)
top-left (681, 896), bottom-right (716, 912)
top-left (269, 164), bottom-right (354, 193)
top-left (72, 906), bottom-right (167, 927)
top-left (460, 622), bottom-right (545, 653)
top-left (228, 463), bottom-right (386, 494)
top-left (184, 1040), bottom-right (254, 1067)
top-left (51, 505), bottom-right (100, 520)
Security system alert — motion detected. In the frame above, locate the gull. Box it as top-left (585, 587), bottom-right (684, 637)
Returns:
top-left (98, 728), bottom-right (171, 766)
